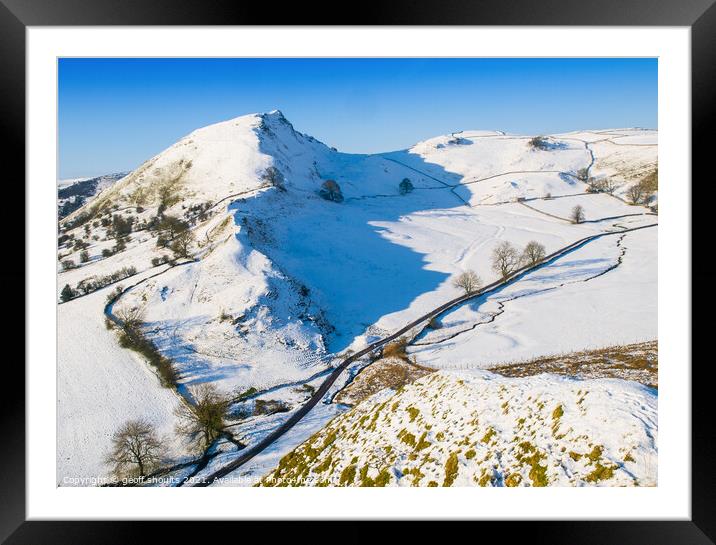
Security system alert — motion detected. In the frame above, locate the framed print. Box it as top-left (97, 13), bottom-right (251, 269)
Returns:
top-left (4, 0), bottom-right (714, 542)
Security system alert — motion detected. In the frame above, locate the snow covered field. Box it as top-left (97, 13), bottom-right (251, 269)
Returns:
top-left (410, 227), bottom-right (657, 369)
top-left (57, 112), bottom-right (657, 486)
top-left (57, 284), bottom-right (188, 485)
top-left (521, 193), bottom-right (647, 222)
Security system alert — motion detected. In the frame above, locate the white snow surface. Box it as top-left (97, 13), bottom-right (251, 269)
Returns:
top-left (410, 227), bottom-right (656, 369)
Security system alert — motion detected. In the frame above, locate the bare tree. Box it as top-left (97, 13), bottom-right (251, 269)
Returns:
top-left (521, 241), bottom-right (546, 267)
top-left (105, 419), bottom-right (165, 479)
top-left (570, 205), bottom-right (586, 224)
top-left (637, 178), bottom-right (654, 205)
top-left (157, 215), bottom-right (188, 240)
top-left (626, 183), bottom-right (644, 205)
top-left (262, 166), bottom-right (286, 191)
top-left (575, 167), bottom-right (589, 181)
top-left (170, 229), bottom-right (195, 260)
top-left (453, 270), bottom-right (483, 295)
top-left (492, 241), bottom-right (520, 280)
top-left (175, 384), bottom-right (230, 453)
top-left (585, 178), bottom-right (602, 193)
top-left (601, 178), bottom-right (618, 194)
top-left (115, 306), bottom-right (145, 333)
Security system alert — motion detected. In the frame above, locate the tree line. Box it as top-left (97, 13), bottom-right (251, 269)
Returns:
top-left (452, 239), bottom-right (548, 295)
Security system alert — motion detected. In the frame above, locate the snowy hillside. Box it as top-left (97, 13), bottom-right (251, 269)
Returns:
top-left (260, 370), bottom-right (657, 487)
top-left (57, 280), bottom-right (188, 485)
top-left (58, 172), bottom-right (128, 218)
top-left (57, 111), bottom-right (657, 486)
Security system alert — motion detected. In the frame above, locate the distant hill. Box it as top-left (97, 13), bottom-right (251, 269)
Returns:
top-left (57, 172), bottom-right (128, 219)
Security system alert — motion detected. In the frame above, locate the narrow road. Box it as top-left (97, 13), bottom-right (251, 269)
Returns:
top-left (194, 221), bottom-right (657, 486)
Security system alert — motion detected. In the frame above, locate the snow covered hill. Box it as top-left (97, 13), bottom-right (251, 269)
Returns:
top-left (57, 111), bottom-right (657, 486)
top-left (259, 370), bottom-right (657, 487)
top-left (58, 172), bottom-right (128, 218)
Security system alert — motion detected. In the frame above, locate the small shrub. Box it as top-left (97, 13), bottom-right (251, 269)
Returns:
top-left (383, 338), bottom-right (409, 361)
top-left (113, 238), bottom-right (127, 253)
top-left (640, 168), bottom-right (658, 192)
top-left (529, 136), bottom-right (550, 150)
top-left (319, 179), bottom-right (344, 203)
top-left (427, 317), bottom-right (442, 329)
top-left (236, 387), bottom-right (258, 401)
top-left (60, 284), bottom-right (76, 302)
top-left (399, 178), bottom-right (414, 195)
top-left (110, 214), bottom-right (134, 240)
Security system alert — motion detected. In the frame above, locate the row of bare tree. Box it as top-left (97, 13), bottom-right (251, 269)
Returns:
top-left (452, 240), bottom-right (548, 295)
top-left (105, 384), bottom-right (231, 481)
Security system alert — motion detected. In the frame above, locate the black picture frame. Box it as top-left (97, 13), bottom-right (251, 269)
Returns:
top-left (3, 0), bottom-right (713, 542)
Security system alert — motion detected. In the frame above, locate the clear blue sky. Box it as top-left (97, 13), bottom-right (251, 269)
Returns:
top-left (58, 58), bottom-right (657, 178)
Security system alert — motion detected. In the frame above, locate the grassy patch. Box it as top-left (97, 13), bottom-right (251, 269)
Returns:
top-left (374, 468), bottom-right (391, 487)
top-left (504, 473), bottom-right (522, 487)
top-left (515, 441), bottom-right (549, 487)
top-left (481, 427), bottom-right (496, 444)
top-left (339, 464), bottom-right (357, 486)
top-left (491, 341), bottom-right (658, 389)
top-left (407, 407), bottom-right (420, 422)
top-left (585, 462), bottom-right (617, 483)
top-left (415, 432), bottom-right (431, 451)
top-left (398, 429), bottom-right (417, 448)
top-left (442, 452), bottom-right (459, 486)
top-left (359, 466), bottom-right (374, 487)
top-left (383, 338), bottom-right (409, 361)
